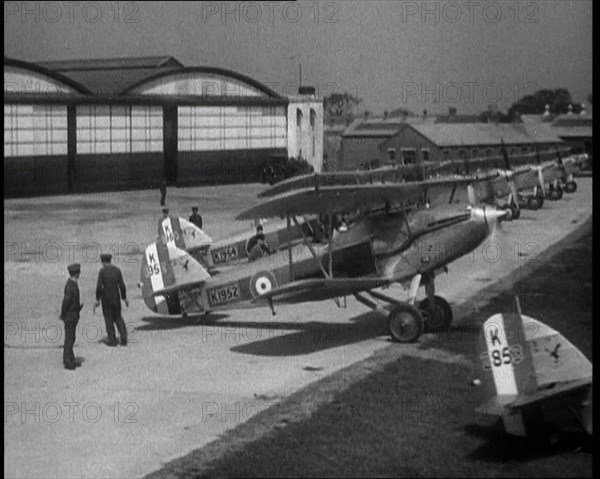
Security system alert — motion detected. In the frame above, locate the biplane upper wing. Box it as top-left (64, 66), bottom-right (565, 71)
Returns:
top-left (239, 175), bottom-right (495, 220)
top-left (251, 277), bottom-right (388, 304)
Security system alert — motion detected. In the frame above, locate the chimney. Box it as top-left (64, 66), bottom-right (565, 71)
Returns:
top-left (298, 85), bottom-right (315, 98)
top-left (542, 104), bottom-right (550, 117)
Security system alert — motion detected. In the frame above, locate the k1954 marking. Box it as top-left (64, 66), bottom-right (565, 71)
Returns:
top-left (211, 245), bottom-right (238, 264)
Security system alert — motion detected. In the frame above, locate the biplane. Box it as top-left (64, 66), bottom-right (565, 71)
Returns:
top-left (473, 299), bottom-right (592, 438)
top-left (141, 176), bottom-right (508, 343)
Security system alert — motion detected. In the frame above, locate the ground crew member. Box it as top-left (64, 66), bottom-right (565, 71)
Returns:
top-left (247, 224), bottom-right (272, 261)
top-left (189, 205), bottom-right (203, 229)
top-left (60, 263), bottom-right (83, 369)
top-left (94, 254), bottom-right (128, 346)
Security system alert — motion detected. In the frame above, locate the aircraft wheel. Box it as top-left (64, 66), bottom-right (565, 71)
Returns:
top-left (510, 204), bottom-right (521, 220)
top-left (565, 181), bottom-right (577, 193)
top-left (419, 296), bottom-right (453, 333)
top-left (388, 304), bottom-right (424, 343)
top-left (536, 194), bottom-right (545, 208)
top-left (527, 195), bottom-right (542, 211)
top-left (501, 204), bottom-right (513, 221)
top-left (555, 186), bottom-right (564, 200)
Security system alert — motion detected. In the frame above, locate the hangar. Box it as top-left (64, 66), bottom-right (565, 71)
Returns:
top-left (4, 56), bottom-right (323, 197)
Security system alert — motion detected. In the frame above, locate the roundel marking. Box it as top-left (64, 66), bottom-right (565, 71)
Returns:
top-left (250, 271), bottom-right (277, 298)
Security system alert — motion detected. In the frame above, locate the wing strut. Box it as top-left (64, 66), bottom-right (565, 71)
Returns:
top-left (291, 215), bottom-right (330, 279)
top-left (286, 214), bottom-right (294, 281)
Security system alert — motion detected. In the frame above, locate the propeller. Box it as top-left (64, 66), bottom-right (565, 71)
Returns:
top-left (467, 183), bottom-right (476, 206)
top-left (470, 204), bottom-right (508, 240)
top-left (537, 166), bottom-right (546, 197)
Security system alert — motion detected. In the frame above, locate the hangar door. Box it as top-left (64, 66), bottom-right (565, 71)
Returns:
top-left (163, 106), bottom-right (178, 184)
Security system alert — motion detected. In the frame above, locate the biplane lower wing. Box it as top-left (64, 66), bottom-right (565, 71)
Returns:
top-left (252, 277), bottom-right (388, 304)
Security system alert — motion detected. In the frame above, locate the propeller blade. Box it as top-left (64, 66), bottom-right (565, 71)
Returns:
top-left (467, 183), bottom-right (476, 206)
top-left (537, 167), bottom-right (546, 197)
top-left (507, 180), bottom-right (520, 211)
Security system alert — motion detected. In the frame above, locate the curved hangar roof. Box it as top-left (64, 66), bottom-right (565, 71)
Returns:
top-left (4, 56), bottom-right (283, 100)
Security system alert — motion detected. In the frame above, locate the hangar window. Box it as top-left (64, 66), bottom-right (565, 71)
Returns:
top-left (4, 104), bottom-right (67, 157)
top-left (387, 148), bottom-right (396, 162)
top-left (443, 150), bottom-right (451, 160)
top-left (421, 148), bottom-right (430, 162)
top-left (458, 149), bottom-right (467, 160)
top-left (485, 149), bottom-right (493, 157)
top-left (178, 105), bottom-right (286, 151)
top-left (471, 148), bottom-right (479, 158)
top-left (77, 105), bottom-right (163, 154)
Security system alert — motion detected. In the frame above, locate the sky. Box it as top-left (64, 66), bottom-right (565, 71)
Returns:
top-left (4, 0), bottom-right (593, 115)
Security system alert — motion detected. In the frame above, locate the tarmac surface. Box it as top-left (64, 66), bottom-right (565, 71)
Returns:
top-left (4, 178), bottom-right (593, 479)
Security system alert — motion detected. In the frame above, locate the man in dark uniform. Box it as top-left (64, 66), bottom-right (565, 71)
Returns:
top-left (94, 254), bottom-right (128, 346)
top-left (189, 205), bottom-right (203, 229)
top-left (60, 263), bottom-right (83, 370)
top-left (247, 224), bottom-right (272, 261)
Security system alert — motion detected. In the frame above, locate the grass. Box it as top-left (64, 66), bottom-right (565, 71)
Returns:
top-left (193, 229), bottom-right (593, 478)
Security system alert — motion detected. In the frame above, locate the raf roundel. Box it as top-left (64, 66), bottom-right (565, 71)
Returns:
top-left (250, 271), bottom-right (277, 298)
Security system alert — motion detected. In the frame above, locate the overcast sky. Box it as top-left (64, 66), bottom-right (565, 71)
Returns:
top-left (4, 0), bottom-right (593, 115)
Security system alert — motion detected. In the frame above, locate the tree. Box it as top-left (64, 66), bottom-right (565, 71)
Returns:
top-left (323, 92), bottom-right (362, 125)
top-left (507, 88), bottom-right (582, 120)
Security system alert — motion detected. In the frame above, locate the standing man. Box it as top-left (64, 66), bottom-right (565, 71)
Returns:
top-left (159, 180), bottom-right (167, 206)
top-left (189, 205), bottom-right (203, 229)
top-left (60, 263), bottom-right (83, 370)
top-left (95, 254), bottom-right (129, 347)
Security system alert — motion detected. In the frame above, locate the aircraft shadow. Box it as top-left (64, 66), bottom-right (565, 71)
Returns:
top-left (464, 423), bottom-right (592, 461)
top-left (137, 313), bottom-right (229, 331)
top-left (226, 311), bottom-right (388, 356)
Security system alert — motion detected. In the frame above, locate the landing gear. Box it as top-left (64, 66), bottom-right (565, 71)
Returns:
top-left (527, 195), bottom-right (542, 211)
top-left (388, 304), bottom-right (424, 343)
top-left (510, 204), bottom-right (520, 220)
top-left (565, 180), bottom-right (577, 193)
top-left (501, 204), bottom-right (513, 221)
top-left (549, 184), bottom-right (563, 200)
top-left (419, 296), bottom-right (453, 333)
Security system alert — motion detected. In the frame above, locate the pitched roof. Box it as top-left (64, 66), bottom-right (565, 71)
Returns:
top-left (384, 122), bottom-right (563, 148)
top-left (35, 56), bottom-right (185, 98)
top-left (342, 116), bottom-right (435, 138)
top-left (550, 114), bottom-right (593, 139)
top-left (37, 56), bottom-right (183, 71)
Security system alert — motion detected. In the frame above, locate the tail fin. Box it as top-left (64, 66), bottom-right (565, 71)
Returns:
top-left (158, 217), bottom-right (212, 251)
top-left (140, 241), bottom-right (210, 315)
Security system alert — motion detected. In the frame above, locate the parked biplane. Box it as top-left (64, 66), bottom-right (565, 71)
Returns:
top-left (141, 176), bottom-right (508, 343)
top-left (473, 299), bottom-right (592, 439)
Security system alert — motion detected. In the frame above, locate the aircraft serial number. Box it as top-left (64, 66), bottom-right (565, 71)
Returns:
top-left (211, 246), bottom-right (238, 264)
top-left (208, 284), bottom-right (240, 305)
top-left (480, 345), bottom-right (524, 370)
